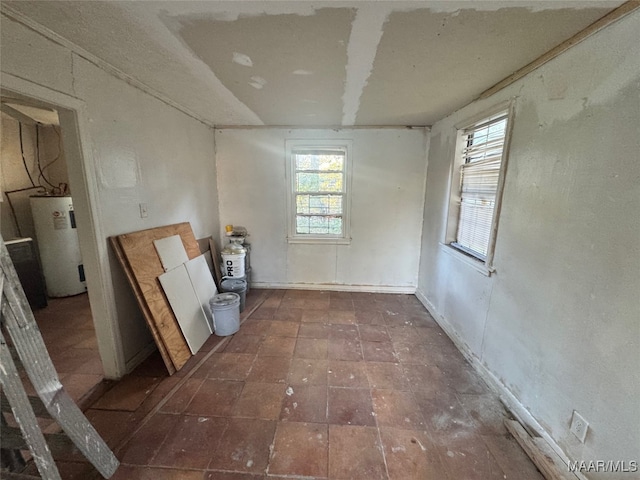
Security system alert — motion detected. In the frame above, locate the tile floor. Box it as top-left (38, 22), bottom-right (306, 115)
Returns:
top-left (32, 293), bottom-right (105, 405)
top-left (18, 289), bottom-right (544, 479)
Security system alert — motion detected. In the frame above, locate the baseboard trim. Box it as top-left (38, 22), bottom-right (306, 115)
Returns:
top-left (414, 288), bottom-right (586, 480)
top-left (124, 341), bottom-right (158, 375)
top-left (252, 282), bottom-right (416, 294)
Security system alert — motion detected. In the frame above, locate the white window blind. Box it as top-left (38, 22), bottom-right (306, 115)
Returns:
top-left (454, 112), bottom-right (508, 259)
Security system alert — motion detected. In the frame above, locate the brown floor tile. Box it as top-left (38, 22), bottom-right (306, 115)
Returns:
top-left (185, 379), bottom-right (244, 416)
top-left (380, 427), bottom-right (448, 480)
top-left (328, 425), bottom-right (386, 479)
top-left (112, 465), bottom-right (204, 480)
top-left (250, 306), bottom-right (277, 319)
top-left (417, 391), bottom-right (479, 440)
top-left (393, 341), bottom-right (440, 365)
top-left (386, 325), bottom-right (418, 343)
top-left (352, 299), bottom-right (382, 312)
top-left (298, 323), bottom-right (330, 339)
top-left (92, 375), bottom-right (160, 411)
top-left (205, 471), bottom-right (265, 479)
top-left (302, 298), bottom-right (330, 309)
top-left (328, 337), bottom-right (363, 362)
top-left (233, 383), bottom-right (286, 419)
top-left (246, 355), bottom-right (291, 383)
top-left (159, 378), bottom-right (205, 414)
top-left (329, 298), bottom-right (354, 310)
top-left (457, 393), bottom-right (509, 435)
top-left (372, 389), bottom-right (425, 430)
top-left (238, 320), bottom-right (271, 336)
top-left (208, 418), bottom-right (276, 473)
top-left (301, 309), bottom-right (329, 323)
top-left (273, 307), bottom-right (304, 322)
top-left (384, 313), bottom-right (416, 327)
top-left (261, 295), bottom-right (283, 309)
top-left (366, 362), bottom-right (410, 390)
top-left (441, 359), bottom-right (490, 395)
top-left (329, 310), bottom-right (357, 324)
top-left (257, 336), bottom-right (296, 356)
top-left (293, 337), bottom-right (328, 359)
top-left (436, 433), bottom-right (506, 480)
top-left (280, 384), bottom-right (327, 423)
top-left (362, 341), bottom-right (397, 362)
top-left (359, 324), bottom-right (391, 343)
top-left (328, 324), bottom-right (359, 340)
top-left (410, 312), bottom-right (439, 328)
top-left (328, 387), bottom-right (375, 426)
top-left (481, 434), bottom-right (545, 480)
top-left (328, 360), bottom-right (369, 388)
top-left (201, 353), bottom-right (255, 381)
top-left (60, 373), bottom-right (104, 403)
top-left (75, 409), bottom-right (133, 453)
top-left (225, 334), bottom-right (263, 354)
top-left (119, 413), bottom-right (181, 465)
top-left (403, 364), bottom-right (445, 398)
top-left (267, 321), bottom-right (300, 337)
top-left (355, 310), bottom-right (386, 325)
top-left (150, 415), bottom-right (228, 469)
top-left (288, 358), bottom-right (328, 385)
top-left (269, 422), bottom-right (328, 477)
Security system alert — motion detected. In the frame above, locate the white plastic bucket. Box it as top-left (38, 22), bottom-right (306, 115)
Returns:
top-left (221, 251), bottom-right (246, 278)
top-left (209, 292), bottom-right (240, 336)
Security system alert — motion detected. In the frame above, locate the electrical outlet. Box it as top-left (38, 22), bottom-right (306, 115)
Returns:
top-left (570, 410), bottom-right (589, 443)
top-left (139, 203), bottom-right (148, 218)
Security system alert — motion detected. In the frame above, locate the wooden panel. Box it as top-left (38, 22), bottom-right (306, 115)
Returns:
top-left (159, 265), bottom-right (211, 354)
top-left (109, 236), bottom-right (176, 375)
top-left (208, 238), bottom-right (223, 290)
top-left (505, 420), bottom-right (577, 480)
top-left (115, 223), bottom-right (201, 372)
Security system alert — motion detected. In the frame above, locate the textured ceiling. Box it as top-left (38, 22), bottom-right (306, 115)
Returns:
top-left (1, 1), bottom-right (620, 127)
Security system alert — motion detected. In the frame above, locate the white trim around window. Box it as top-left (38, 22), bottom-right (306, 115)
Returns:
top-left (285, 139), bottom-right (353, 244)
top-left (444, 100), bottom-right (515, 275)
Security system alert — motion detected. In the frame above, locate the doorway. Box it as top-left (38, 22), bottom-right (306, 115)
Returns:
top-left (1, 101), bottom-right (106, 403)
top-left (1, 74), bottom-right (125, 381)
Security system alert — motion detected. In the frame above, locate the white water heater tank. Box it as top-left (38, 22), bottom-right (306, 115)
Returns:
top-left (30, 195), bottom-right (86, 297)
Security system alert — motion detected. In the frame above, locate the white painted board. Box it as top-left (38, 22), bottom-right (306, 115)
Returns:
top-left (159, 265), bottom-right (211, 354)
top-left (185, 254), bottom-right (218, 332)
top-left (153, 235), bottom-right (189, 272)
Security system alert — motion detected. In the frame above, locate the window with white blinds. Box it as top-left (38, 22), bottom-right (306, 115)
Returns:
top-left (453, 111), bottom-right (509, 260)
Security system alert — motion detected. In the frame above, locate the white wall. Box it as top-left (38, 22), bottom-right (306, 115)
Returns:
top-left (1, 14), bottom-right (220, 375)
top-left (215, 128), bottom-right (427, 291)
top-left (1, 115), bottom-right (69, 240)
top-left (417, 11), bottom-right (640, 476)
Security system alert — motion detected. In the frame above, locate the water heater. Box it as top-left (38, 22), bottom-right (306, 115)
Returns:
top-left (30, 195), bottom-right (86, 297)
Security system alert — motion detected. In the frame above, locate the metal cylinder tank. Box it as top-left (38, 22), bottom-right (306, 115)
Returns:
top-left (30, 195), bottom-right (86, 297)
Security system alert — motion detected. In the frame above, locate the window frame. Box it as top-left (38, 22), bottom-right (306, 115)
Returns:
top-left (443, 100), bottom-right (515, 275)
top-left (285, 139), bottom-right (353, 244)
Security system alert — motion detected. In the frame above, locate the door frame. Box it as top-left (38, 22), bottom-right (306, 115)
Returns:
top-left (1, 72), bottom-right (125, 378)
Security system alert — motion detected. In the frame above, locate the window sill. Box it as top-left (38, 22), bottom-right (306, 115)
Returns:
top-left (287, 236), bottom-right (352, 245)
top-left (439, 243), bottom-right (495, 277)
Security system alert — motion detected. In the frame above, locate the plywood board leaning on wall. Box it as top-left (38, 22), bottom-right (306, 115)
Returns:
top-left (110, 223), bottom-right (202, 374)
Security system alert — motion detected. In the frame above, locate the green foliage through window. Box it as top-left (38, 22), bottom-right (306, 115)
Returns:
top-left (293, 149), bottom-right (345, 236)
